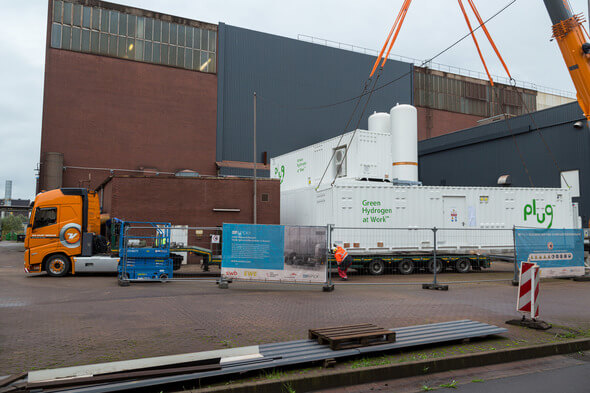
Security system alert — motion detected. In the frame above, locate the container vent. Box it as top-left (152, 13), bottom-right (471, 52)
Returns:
top-left (333, 147), bottom-right (347, 177)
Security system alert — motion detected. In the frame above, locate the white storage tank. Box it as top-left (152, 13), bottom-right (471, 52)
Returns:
top-left (390, 104), bottom-right (418, 182)
top-left (368, 111), bottom-right (391, 134)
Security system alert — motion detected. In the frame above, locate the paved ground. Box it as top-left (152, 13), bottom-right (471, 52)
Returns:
top-left (317, 351), bottom-right (590, 392)
top-left (1, 242), bottom-right (589, 376)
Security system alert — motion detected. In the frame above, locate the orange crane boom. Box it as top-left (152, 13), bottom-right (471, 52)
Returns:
top-left (544, 0), bottom-right (590, 121)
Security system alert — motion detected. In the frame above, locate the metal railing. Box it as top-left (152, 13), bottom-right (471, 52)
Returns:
top-left (297, 34), bottom-right (576, 98)
top-left (118, 225), bottom-right (223, 284)
top-left (328, 226), bottom-right (517, 288)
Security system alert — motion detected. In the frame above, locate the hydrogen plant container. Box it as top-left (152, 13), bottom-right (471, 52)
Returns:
top-left (271, 103), bottom-right (580, 254)
top-left (280, 180), bottom-right (575, 253)
top-left (271, 129), bottom-right (393, 192)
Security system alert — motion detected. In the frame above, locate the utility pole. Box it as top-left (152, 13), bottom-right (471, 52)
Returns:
top-left (253, 92), bottom-right (257, 224)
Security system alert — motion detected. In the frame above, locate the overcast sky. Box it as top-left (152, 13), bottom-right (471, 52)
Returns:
top-left (0, 0), bottom-right (587, 200)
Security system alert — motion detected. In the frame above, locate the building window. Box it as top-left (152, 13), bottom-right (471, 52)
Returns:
top-left (49, 0), bottom-right (217, 74)
top-left (261, 193), bottom-right (269, 202)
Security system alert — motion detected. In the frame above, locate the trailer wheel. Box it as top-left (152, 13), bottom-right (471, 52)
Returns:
top-left (46, 255), bottom-right (71, 277)
top-left (428, 259), bottom-right (443, 274)
top-left (368, 259), bottom-right (385, 275)
top-left (398, 259), bottom-right (414, 275)
top-left (455, 258), bottom-right (471, 273)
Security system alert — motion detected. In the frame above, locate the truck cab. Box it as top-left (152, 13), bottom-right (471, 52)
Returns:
top-left (24, 188), bottom-right (102, 276)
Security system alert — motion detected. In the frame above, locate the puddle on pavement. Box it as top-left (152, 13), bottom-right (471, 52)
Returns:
top-left (0, 299), bottom-right (31, 308)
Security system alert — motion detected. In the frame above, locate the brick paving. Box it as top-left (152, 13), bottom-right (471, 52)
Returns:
top-left (1, 242), bottom-right (589, 374)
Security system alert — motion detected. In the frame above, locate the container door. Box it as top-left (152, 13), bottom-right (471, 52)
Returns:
top-left (439, 196), bottom-right (467, 250)
top-left (442, 196), bottom-right (466, 228)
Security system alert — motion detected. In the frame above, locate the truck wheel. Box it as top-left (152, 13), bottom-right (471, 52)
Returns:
top-left (428, 259), bottom-right (443, 274)
top-left (46, 255), bottom-right (71, 277)
top-left (398, 259), bottom-right (414, 275)
top-left (368, 259), bottom-right (385, 275)
top-left (455, 258), bottom-right (471, 273)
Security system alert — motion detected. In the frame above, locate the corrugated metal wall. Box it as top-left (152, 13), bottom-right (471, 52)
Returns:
top-left (414, 68), bottom-right (537, 118)
top-left (418, 102), bottom-right (590, 225)
top-left (217, 23), bottom-right (414, 165)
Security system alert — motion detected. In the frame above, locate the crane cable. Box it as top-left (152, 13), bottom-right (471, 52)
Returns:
top-left (458, 0), bottom-right (534, 184)
top-left (316, 0), bottom-right (517, 190)
top-left (315, 77), bottom-right (374, 191)
top-left (452, 0), bottom-right (569, 188)
top-left (258, 0), bottom-right (517, 190)
top-left (511, 80), bottom-right (571, 188)
top-left (328, 69), bottom-right (384, 189)
top-left (318, 1), bottom-right (413, 190)
top-left (325, 0), bottom-right (518, 188)
top-left (257, 0), bottom-right (516, 112)
top-left (490, 85), bottom-right (535, 186)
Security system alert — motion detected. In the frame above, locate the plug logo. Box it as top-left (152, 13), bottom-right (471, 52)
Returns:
top-left (524, 199), bottom-right (554, 229)
top-left (274, 165), bottom-right (285, 184)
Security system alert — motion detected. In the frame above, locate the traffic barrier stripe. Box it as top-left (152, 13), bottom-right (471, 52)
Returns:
top-left (517, 261), bottom-right (540, 318)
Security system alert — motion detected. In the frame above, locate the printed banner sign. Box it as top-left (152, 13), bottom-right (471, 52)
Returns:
top-left (221, 223), bottom-right (327, 283)
top-left (515, 229), bottom-right (585, 278)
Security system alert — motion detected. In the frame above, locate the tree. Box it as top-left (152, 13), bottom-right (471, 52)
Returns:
top-left (1, 214), bottom-right (28, 239)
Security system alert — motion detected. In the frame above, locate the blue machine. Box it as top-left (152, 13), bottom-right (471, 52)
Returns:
top-left (116, 219), bottom-right (174, 282)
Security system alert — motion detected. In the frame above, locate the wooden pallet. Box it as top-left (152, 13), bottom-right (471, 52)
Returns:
top-left (309, 323), bottom-right (396, 350)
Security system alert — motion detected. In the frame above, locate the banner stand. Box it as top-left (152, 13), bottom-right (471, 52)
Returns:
top-left (217, 277), bottom-right (231, 289)
top-left (573, 256), bottom-right (590, 281)
top-left (322, 224), bottom-right (335, 292)
top-left (218, 224), bottom-right (332, 292)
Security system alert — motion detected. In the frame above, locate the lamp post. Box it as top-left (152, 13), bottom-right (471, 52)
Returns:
top-left (253, 92), bottom-right (257, 224)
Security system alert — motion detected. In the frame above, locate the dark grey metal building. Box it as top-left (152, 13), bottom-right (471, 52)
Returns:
top-left (418, 101), bottom-right (589, 225)
top-left (216, 23), bottom-right (414, 175)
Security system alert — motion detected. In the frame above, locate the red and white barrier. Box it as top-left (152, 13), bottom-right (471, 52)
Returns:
top-left (517, 261), bottom-right (540, 319)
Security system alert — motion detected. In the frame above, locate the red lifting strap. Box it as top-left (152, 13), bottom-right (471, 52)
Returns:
top-left (458, 0), bottom-right (494, 85)
top-left (466, 0), bottom-right (512, 79)
top-left (380, 0), bottom-right (413, 69)
top-left (370, 0), bottom-right (413, 78)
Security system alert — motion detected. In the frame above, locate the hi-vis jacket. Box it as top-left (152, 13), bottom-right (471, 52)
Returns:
top-left (334, 246), bottom-right (348, 263)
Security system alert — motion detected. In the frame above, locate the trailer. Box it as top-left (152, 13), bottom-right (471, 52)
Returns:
top-left (329, 253), bottom-right (491, 275)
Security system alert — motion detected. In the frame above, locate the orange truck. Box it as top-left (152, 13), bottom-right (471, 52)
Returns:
top-left (24, 188), bottom-right (117, 276)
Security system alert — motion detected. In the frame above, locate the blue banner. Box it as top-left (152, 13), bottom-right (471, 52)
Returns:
top-left (221, 224), bottom-right (327, 283)
top-left (515, 228), bottom-right (585, 277)
top-left (222, 223), bottom-right (284, 270)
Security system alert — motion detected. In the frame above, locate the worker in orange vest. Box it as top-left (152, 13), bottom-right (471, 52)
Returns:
top-left (333, 243), bottom-right (352, 281)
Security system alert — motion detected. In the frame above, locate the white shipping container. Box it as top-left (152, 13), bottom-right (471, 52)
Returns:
top-left (270, 130), bottom-right (392, 191)
top-left (280, 179), bottom-right (577, 253)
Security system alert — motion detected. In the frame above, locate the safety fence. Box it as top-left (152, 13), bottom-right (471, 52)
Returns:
top-left (167, 226), bottom-right (223, 279)
top-left (117, 224), bottom-right (586, 288)
top-left (328, 226), bottom-right (517, 288)
top-left (117, 225), bottom-right (222, 283)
